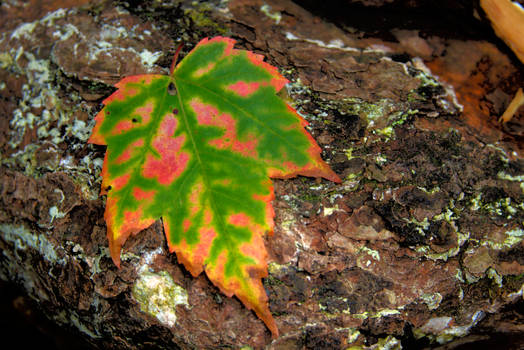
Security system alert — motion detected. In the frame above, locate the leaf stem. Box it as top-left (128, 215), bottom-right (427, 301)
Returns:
top-left (170, 41), bottom-right (185, 75)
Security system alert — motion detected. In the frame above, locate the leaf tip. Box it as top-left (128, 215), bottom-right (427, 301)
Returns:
top-left (107, 227), bottom-right (122, 269)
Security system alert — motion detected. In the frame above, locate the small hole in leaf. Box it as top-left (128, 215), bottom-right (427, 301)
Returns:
top-left (132, 118), bottom-right (138, 123)
top-left (168, 82), bottom-right (177, 95)
top-left (106, 185), bottom-right (112, 191)
top-left (173, 108), bottom-right (179, 115)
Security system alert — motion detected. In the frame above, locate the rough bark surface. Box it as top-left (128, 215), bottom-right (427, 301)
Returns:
top-left (0, 0), bottom-right (523, 349)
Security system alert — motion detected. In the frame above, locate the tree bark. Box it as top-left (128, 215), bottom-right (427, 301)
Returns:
top-left (0, 0), bottom-right (523, 349)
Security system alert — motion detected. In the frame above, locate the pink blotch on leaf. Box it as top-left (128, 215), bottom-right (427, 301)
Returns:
top-left (190, 99), bottom-right (258, 158)
top-left (112, 120), bottom-right (134, 135)
top-left (120, 208), bottom-right (154, 238)
top-left (183, 219), bottom-right (191, 232)
top-left (238, 232), bottom-right (267, 268)
top-left (115, 148), bottom-right (132, 164)
top-left (134, 101), bottom-right (154, 124)
top-left (194, 226), bottom-right (217, 263)
top-left (228, 213), bottom-right (251, 227)
top-left (112, 174), bottom-right (131, 191)
top-left (115, 139), bottom-right (144, 164)
top-left (252, 181), bottom-right (276, 234)
top-left (104, 87), bottom-right (139, 104)
top-left (188, 182), bottom-right (203, 216)
top-left (203, 209), bottom-right (213, 225)
top-left (103, 75), bottom-right (161, 104)
top-left (246, 51), bottom-right (288, 92)
top-left (227, 81), bottom-right (261, 97)
top-left (132, 187), bottom-right (156, 201)
top-left (142, 114), bottom-right (190, 185)
top-left (206, 36), bottom-right (236, 57)
top-left (193, 62), bottom-right (216, 78)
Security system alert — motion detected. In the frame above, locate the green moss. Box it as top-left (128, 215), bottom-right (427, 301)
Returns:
top-left (267, 261), bottom-right (286, 276)
top-left (184, 2), bottom-right (228, 35)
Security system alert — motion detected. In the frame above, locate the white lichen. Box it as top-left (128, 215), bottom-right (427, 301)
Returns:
top-left (138, 48), bottom-right (163, 67)
top-left (0, 223), bottom-right (65, 265)
top-left (48, 206), bottom-right (67, 224)
top-left (285, 32), bottom-right (360, 53)
top-left (435, 311), bottom-right (484, 344)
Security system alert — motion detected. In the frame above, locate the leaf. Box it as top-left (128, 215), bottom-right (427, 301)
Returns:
top-left (89, 37), bottom-right (341, 337)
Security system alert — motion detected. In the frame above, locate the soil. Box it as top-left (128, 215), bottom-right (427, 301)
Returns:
top-left (0, 0), bottom-right (523, 349)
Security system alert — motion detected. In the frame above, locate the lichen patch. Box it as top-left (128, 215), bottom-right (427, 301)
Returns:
top-left (132, 270), bottom-right (189, 328)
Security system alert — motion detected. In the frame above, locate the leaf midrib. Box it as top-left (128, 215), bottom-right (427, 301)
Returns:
top-left (173, 77), bottom-right (242, 272)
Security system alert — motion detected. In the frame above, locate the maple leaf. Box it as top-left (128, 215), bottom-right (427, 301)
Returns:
top-left (89, 37), bottom-right (341, 337)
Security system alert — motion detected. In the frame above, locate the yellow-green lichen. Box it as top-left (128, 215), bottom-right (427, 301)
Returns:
top-left (347, 335), bottom-right (401, 350)
top-left (498, 171), bottom-right (524, 193)
top-left (421, 292), bottom-right (442, 310)
top-left (133, 270), bottom-right (189, 328)
top-left (473, 227), bottom-right (524, 250)
top-left (486, 267), bottom-right (503, 288)
top-left (323, 204), bottom-right (343, 216)
top-left (268, 261), bottom-right (286, 276)
top-left (345, 327), bottom-right (362, 343)
top-left (358, 246), bottom-right (381, 261)
top-left (260, 3), bottom-right (281, 24)
top-left (425, 228), bottom-right (468, 263)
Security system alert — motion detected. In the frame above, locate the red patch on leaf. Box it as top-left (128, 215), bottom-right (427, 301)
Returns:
top-left (115, 139), bottom-right (144, 164)
top-left (228, 212), bottom-right (251, 226)
top-left (193, 62), bottom-right (216, 78)
top-left (253, 181), bottom-right (276, 235)
top-left (187, 182), bottom-right (204, 216)
top-left (132, 187), bottom-right (156, 201)
top-left (191, 99), bottom-right (258, 158)
top-left (134, 101), bottom-right (154, 124)
top-left (112, 120), bottom-right (134, 135)
top-left (142, 114), bottom-right (190, 185)
top-left (164, 216), bottom-right (217, 277)
top-left (246, 51), bottom-right (288, 92)
top-left (183, 219), bottom-right (191, 232)
top-left (227, 81), bottom-right (261, 97)
top-left (112, 174), bottom-right (131, 191)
